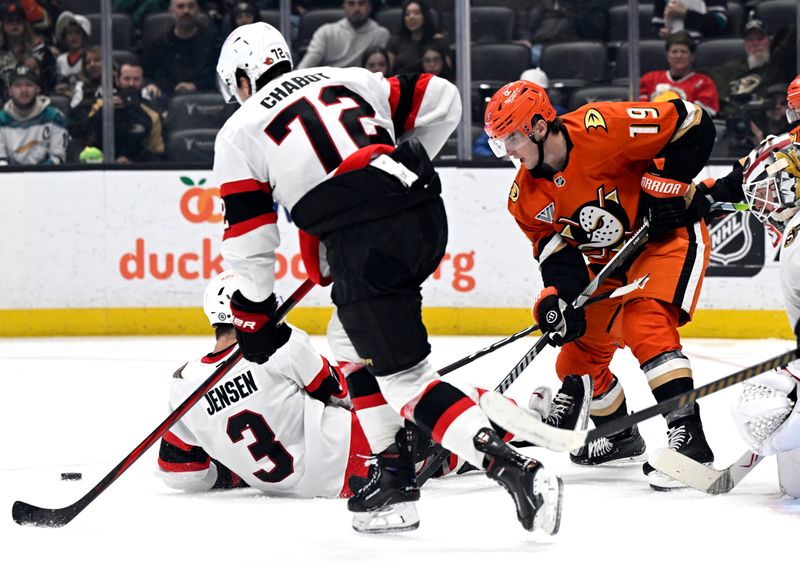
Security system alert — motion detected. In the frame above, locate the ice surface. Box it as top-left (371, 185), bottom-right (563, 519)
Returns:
top-left (2, 335), bottom-right (799, 568)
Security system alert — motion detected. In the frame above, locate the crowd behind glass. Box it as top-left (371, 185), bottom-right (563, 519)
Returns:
top-left (0, 0), bottom-right (795, 166)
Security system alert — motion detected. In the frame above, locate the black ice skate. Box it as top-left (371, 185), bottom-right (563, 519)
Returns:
top-left (348, 428), bottom-right (421, 533)
top-left (545, 374), bottom-right (592, 431)
top-left (643, 417), bottom-right (714, 491)
top-left (474, 428), bottom-right (563, 534)
top-left (570, 424), bottom-right (647, 466)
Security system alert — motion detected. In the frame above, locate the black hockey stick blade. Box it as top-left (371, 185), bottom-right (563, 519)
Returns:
top-left (12, 279), bottom-right (316, 527)
top-left (649, 448), bottom-right (764, 495)
top-left (480, 348), bottom-right (800, 452)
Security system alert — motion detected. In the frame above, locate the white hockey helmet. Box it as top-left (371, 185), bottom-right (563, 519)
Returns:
top-left (203, 270), bottom-right (238, 326)
top-left (742, 134), bottom-right (800, 224)
top-left (216, 22), bottom-right (292, 105)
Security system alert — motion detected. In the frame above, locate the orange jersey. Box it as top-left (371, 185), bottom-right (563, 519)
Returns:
top-left (508, 100), bottom-right (703, 264)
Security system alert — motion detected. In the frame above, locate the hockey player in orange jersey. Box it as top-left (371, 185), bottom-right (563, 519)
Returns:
top-left (483, 80), bottom-right (719, 490)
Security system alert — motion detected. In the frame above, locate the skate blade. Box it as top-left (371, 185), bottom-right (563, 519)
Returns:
top-left (533, 472), bottom-right (564, 536)
top-left (570, 453), bottom-right (648, 467)
top-left (351, 502), bottom-right (420, 534)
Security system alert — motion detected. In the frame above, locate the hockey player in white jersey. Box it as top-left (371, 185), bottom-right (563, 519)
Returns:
top-left (729, 133), bottom-right (800, 498)
top-left (213, 22), bottom-right (562, 534)
top-left (158, 271), bottom-right (554, 498)
top-left (157, 270), bottom-right (365, 498)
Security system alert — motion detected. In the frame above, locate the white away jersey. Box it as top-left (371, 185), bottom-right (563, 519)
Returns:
top-left (780, 210), bottom-right (800, 331)
top-left (162, 327), bottom-right (354, 498)
top-left (213, 66), bottom-right (461, 301)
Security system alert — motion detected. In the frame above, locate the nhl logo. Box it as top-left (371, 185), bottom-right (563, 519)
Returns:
top-left (707, 212), bottom-right (765, 277)
top-left (554, 175), bottom-right (565, 187)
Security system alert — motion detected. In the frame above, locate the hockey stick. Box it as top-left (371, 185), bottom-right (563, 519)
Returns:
top-left (12, 279), bottom-right (316, 528)
top-left (648, 448), bottom-right (764, 495)
top-left (480, 348), bottom-right (800, 453)
top-left (437, 274), bottom-right (650, 377)
top-left (417, 222), bottom-right (651, 484)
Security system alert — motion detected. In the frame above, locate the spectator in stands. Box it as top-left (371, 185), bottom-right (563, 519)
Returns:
top-left (0, 1), bottom-right (55, 94)
top-left (297, 0), bottom-right (389, 69)
top-left (361, 45), bottom-right (390, 75)
top-left (518, 1), bottom-right (609, 66)
top-left (712, 18), bottom-right (793, 119)
top-left (652, 0), bottom-right (729, 39)
top-left (420, 43), bottom-right (452, 82)
top-left (53, 11), bottom-right (91, 99)
top-left (386, 0), bottom-right (447, 74)
top-left (0, 65), bottom-right (67, 165)
top-left (229, 1), bottom-right (260, 31)
top-left (640, 30), bottom-right (719, 116)
top-left (142, 0), bottom-right (220, 100)
top-left (69, 45), bottom-right (102, 110)
top-left (83, 62), bottom-right (165, 164)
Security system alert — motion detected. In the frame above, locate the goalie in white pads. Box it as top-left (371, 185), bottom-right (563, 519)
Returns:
top-left (731, 134), bottom-right (800, 498)
top-left (211, 22), bottom-right (563, 534)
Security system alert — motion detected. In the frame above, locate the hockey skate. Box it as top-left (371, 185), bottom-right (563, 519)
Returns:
top-left (545, 374), bottom-right (592, 431)
top-left (348, 428), bottom-right (421, 533)
top-left (474, 428), bottom-right (563, 534)
top-left (570, 424), bottom-right (647, 466)
top-left (643, 417), bottom-right (714, 491)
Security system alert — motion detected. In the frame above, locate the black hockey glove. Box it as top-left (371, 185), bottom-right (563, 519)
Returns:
top-left (638, 192), bottom-right (689, 240)
top-left (230, 290), bottom-right (292, 364)
top-left (533, 286), bottom-right (586, 346)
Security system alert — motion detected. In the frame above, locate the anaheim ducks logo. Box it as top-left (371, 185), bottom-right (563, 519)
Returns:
top-left (584, 108), bottom-right (608, 133)
top-left (557, 185), bottom-right (631, 260)
top-left (509, 181), bottom-right (520, 202)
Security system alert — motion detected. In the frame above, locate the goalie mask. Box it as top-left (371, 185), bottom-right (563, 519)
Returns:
top-left (742, 134), bottom-right (800, 224)
top-left (203, 270), bottom-right (238, 326)
top-left (216, 22), bottom-right (292, 104)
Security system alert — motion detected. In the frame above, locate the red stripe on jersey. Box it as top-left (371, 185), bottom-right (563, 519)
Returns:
top-left (200, 344), bottom-right (237, 364)
top-left (340, 413), bottom-right (371, 498)
top-left (221, 178), bottom-right (271, 197)
top-left (387, 76), bottom-right (401, 115)
top-left (352, 392), bottom-right (388, 410)
top-left (223, 212), bottom-right (278, 240)
top-left (157, 456), bottom-right (211, 473)
top-left (431, 396), bottom-right (475, 443)
top-left (335, 144), bottom-right (394, 176)
top-left (448, 454), bottom-right (459, 472)
top-left (163, 430), bottom-right (194, 453)
top-left (305, 358), bottom-right (331, 394)
top-left (403, 73), bottom-right (433, 133)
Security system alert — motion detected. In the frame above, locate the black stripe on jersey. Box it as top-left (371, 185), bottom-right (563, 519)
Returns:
top-left (346, 367), bottom-right (382, 398)
top-left (223, 189), bottom-right (276, 227)
top-left (158, 438), bottom-right (209, 466)
top-left (391, 73), bottom-right (421, 138)
top-left (412, 381), bottom-right (471, 435)
top-left (672, 226), bottom-right (698, 307)
top-left (662, 100), bottom-right (715, 182)
top-left (307, 362), bottom-right (345, 403)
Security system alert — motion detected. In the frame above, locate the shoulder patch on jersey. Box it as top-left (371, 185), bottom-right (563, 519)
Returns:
top-left (584, 108), bottom-right (608, 133)
top-left (785, 226), bottom-right (798, 248)
top-left (173, 362), bottom-right (187, 379)
top-left (509, 181), bottom-right (520, 202)
top-left (535, 202), bottom-right (554, 223)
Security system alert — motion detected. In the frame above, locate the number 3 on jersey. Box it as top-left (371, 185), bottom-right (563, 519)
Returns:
top-left (265, 85), bottom-right (393, 173)
top-left (226, 409), bottom-right (294, 483)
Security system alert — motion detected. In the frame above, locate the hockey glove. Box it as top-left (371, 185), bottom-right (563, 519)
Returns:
top-left (533, 286), bottom-right (586, 346)
top-left (638, 192), bottom-right (689, 240)
top-left (230, 290), bottom-right (292, 364)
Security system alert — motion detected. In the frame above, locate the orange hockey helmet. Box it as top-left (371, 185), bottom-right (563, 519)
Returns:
top-left (787, 75), bottom-right (800, 122)
top-left (483, 80), bottom-right (556, 158)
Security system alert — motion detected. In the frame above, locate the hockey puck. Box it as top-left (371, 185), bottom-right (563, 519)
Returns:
top-left (61, 472), bottom-right (82, 481)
